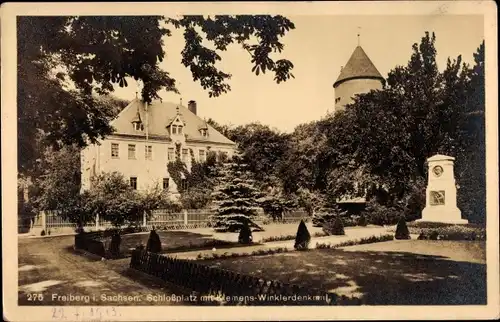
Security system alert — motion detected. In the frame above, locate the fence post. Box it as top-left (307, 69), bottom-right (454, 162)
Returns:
top-left (143, 211), bottom-right (147, 227)
top-left (183, 210), bottom-right (188, 225)
top-left (95, 213), bottom-right (100, 231)
top-left (41, 211), bottom-right (47, 232)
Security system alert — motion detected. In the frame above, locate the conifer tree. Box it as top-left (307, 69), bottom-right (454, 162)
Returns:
top-left (294, 220), bottom-right (311, 250)
top-left (210, 152), bottom-right (264, 232)
top-left (395, 217), bottom-right (411, 240)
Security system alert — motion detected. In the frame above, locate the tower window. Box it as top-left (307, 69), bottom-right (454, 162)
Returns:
top-left (162, 178), bottom-right (169, 190)
top-left (172, 125), bottom-right (177, 135)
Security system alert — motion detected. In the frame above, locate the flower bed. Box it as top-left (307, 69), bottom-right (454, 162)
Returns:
top-left (405, 222), bottom-right (486, 241)
top-left (260, 231), bottom-right (327, 243)
top-left (315, 234), bottom-right (394, 249)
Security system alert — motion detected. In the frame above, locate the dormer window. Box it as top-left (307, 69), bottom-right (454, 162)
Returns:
top-left (200, 129), bottom-right (208, 137)
top-left (133, 122), bottom-right (143, 131)
top-left (171, 125), bottom-right (183, 135)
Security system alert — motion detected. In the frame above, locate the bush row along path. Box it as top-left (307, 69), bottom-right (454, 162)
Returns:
top-left (18, 236), bottom-right (192, 306)
top-left (170, 226), bottom-right (394, 260)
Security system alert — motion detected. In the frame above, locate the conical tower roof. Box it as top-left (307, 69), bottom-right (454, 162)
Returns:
top-left (333, 46), bottom-right (384, 88)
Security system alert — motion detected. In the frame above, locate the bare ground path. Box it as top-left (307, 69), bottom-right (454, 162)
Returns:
top-left (18, 236), bottom-right (192, 306)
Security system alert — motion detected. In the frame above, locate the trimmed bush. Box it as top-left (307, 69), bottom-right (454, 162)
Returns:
top-left (294, 220), bottom-right (311, 250)
top-left (395, 217), bottom-right (411, 240)
top-left (108, 232), bottom-right (121, 257)
top-left (323, 217), bottom-right (345, 236)
top-left (238, 222), bottom-right (253, 244)
top-left (146, 229), bottom-right (162, 253)
top-left (40, 230), bottom-right (46, 236)
top-left (358, 214), bottom-right (368, 227)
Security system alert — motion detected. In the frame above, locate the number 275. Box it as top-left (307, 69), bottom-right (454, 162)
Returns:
top-left (27, 293), bottom-right (44, 301)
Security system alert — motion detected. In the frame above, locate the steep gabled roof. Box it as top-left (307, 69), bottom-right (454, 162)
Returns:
top-left (333, 46), bottom-right (384, 87)
top-left (110, 99), bottom-right (235, 145)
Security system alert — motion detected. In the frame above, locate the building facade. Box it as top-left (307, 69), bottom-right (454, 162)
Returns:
top-left (81, 99), bottom-right (237, 194)
top-left (333, 45), bottom-right (384, 113)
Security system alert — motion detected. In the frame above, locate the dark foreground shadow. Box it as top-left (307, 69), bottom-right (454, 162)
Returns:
top-left (202, 248), bottom-right (486, 305)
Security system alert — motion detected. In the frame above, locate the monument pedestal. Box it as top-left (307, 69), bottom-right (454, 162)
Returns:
top-left (418, 154), bottom-right (468, 224)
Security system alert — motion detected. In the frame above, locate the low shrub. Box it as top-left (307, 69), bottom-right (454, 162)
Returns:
top-left (40, 230), bottom-right (46, 236)
top-left (316, 234), bottom-right (394, 249)
top-left (395, 217), bottom-right (411, 240)
top-left (323, 217), bottom-right (345, 236)
top-left (294, 220), bottom-right (311, 250)
top-left (407, 221), bottom-right (486, 241)
top-left (146, 229), bottom-right (162, 253)
top-left (260, 231), bottom-right (327, 243)
top-left (195, 247), bottom-right (290, 261)
top-left (358, 214), bottom-right (368, 227)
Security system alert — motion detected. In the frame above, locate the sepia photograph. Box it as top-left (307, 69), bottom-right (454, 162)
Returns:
top-left (2, 1), bottom-right (499, 321)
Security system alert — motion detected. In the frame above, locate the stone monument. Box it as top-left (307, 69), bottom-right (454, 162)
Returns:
top-left (419, 154), bottom-right (468, 224)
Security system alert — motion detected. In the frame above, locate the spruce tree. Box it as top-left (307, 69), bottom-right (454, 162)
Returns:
top-left (211, 152), bottom-right (264, 232)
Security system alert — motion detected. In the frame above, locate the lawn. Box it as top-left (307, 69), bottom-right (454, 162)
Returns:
top-left (116, 230), bottom-right (245, 256)
top-left (199, 240), bottom-right (486, 305)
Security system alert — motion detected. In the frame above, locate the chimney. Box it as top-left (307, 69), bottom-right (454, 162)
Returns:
top-left (188, 100), bottom-right (197, 115)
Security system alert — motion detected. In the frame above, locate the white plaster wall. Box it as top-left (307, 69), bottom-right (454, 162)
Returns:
top-left (334, 78), bottom-right (383, 112)
top-left (81, 135), bottom-right (236, 194)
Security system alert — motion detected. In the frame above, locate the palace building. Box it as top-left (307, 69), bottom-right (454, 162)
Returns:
top-left (80, 99), bottom-right (237, 194)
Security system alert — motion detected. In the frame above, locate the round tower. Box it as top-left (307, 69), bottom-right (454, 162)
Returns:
top-left (333, 45), bottom-right (384, 113)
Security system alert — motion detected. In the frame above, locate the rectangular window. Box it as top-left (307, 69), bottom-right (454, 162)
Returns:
top-left (168, 147), bottom-right (175, 161)
top-left (178, 126), bottom-right (183, 134)
top-left (128, 144), bottom-right (136, 159)
top-left (145, 145), bottom-right (152, 160)
top-left (130, 177), bottom-right (137, 190)
top-left (181, 178), bottom-right (188, 191)
top-left (162, 178), bottom-right (169, 190)
top-left (199, 149), bottom-right (206, 162)
top-left (111, 143), bottom-right (119, 158)
top-left (172, 125), bottom-right (177, 135)
top-left (182, 149), bottom-right (189, 162)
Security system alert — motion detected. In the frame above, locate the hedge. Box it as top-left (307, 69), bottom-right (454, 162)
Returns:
top-left (130, 249), bottom-right (363, 305)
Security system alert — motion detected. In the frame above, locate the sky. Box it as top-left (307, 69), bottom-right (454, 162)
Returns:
top-left (110, 15), bottom-right (484, 133)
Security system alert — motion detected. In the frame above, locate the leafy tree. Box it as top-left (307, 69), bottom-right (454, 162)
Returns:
top-left (18, 15), bottom-right (295, 176)
top-left (319, 32), bottom-right (485, 223)
top-left (210, 152), bottom-right (264, 232)
top-left (293, 188), bottom-right (326, 217)
top-left (323, 217), bottom-right (345, 236)
top-left (294, 220), bottom-right (311, 250)
top-left (85, 172), bottom-right (144, 227)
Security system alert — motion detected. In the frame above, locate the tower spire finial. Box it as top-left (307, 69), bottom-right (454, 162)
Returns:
top-left (357, 26), bottom-right (361, 46)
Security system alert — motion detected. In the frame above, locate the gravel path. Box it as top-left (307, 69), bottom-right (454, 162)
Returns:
top-left (18, 236), bottom-right (193, 306)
